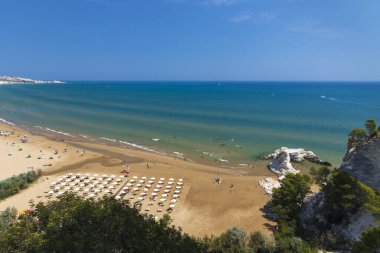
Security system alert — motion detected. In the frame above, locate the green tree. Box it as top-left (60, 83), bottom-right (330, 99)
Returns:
top-left (0, 207), bottom-right (17, 232)
top-left (271, 174), bottom-right (312, 223)
top-left (248, 231), bottom-right (276, 253)
top-left (365, 119), bottom-right (378, 137)
top-left (352, 226), bottom-right (380, 253)
top-left (324, 171), bottom-right (367, 224)
top-left (347, 128), bottom-right (368, 150)
top-left (0, 193), bottom-right (204, 253)
top-left (310, 167), bottom-right (333, 187)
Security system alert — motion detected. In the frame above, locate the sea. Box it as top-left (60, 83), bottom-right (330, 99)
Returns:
top-left (0, 81), bottom-right (379, 167)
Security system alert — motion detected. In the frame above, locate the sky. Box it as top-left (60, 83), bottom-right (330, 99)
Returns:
top-left (0, 0), bottom-right (379, 81)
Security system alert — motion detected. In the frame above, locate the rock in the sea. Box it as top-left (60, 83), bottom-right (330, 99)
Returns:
top-left (263, 147), bottom-right (332, 166)
top-left (269, 151), bottom-right (300, 176)
top-left (340, 136), bottom-right (380, 193)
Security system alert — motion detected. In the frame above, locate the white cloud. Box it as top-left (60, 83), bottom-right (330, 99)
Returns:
top-left (289, 22), bottom-right (347, 38)
top-left (230, 11), bottom-right (276, 24)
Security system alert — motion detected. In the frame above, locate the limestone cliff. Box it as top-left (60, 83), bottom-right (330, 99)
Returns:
top-left (340, 136), bottom-right (380, 193)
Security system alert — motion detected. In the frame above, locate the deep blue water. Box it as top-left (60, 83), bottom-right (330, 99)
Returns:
top-left (0, 81), bottom-right (379, 166)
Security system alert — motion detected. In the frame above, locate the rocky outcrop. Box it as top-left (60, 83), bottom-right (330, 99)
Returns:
top-left (269, 151), bottom-right (299, 176)
top-left (259, 178), bottom-right (281, 195)
top-left (262, 147), bottom-right (332, 166)
top-left (299, 136), bottom-right (380, 249)
top-left (340, 136), bottom-right (380, 193)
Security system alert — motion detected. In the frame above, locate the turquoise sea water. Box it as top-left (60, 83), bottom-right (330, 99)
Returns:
top-left (0, 81), bottom-right (379, 166)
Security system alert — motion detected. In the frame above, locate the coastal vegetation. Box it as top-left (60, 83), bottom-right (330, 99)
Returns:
top-left (0, 170), bottom-right (42, 201)
top-left (348, 119), bottom-right (379, 150)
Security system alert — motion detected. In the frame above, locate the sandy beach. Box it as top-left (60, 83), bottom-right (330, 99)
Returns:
top-left (0, 122), bottom-right (276, 237)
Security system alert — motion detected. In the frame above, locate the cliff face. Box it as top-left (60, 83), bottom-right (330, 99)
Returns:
top-left (299, 136), bottom-right (380, 246)
top-left (340, 136), bottom-right (380, 193)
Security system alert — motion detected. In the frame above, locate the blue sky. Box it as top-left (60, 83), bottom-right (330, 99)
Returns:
top-left (0, 0), bottom-right (379, 81)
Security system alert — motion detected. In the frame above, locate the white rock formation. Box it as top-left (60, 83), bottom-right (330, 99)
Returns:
top-left (265, 147), bottom-right (317, 162)
top-left (269, 151), bottom-right (300, 176)
top-left (259, 177), bottom-right (281, 195)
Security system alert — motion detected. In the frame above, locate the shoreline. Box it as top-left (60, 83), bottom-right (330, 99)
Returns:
top-left (0, 121), bottom-right (279, 237)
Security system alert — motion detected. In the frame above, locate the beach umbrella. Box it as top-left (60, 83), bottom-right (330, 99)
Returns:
top-left (141, 192), bottom-right (147, 196)
top-left (171, 199), bottom-right (177, 203)
top-left (177, 182), bottom-right (183, 186)
top-left (112, 182), bottom-right (118, 185)
top-left (110, 175), bottom-right (115, 178)
top-left (151, 177), bottom-right (156, 180)
top-left (109, 186), bottom-right (115, 189)
top-left (178, 178), bottom-right (183, 182)
top-left (89, 193), bottom-right (95, 198)
top-left (94, 189), bottom-right (100, 193)
top-left (162, 194), bottom-right (168, 197)
top-left (89, 177), bottom-right (94, 181)
top-left (76, 173), bottom-right (81, 177)
top-left (136, 184), bottom-right (142, 187)
top-left (116, 178), bottom-right (122, 182)
top-left (120, 190), bottom-right (126, 195)
top-left (133, 187), bottom-right (139, 191)
top-left (176, 186), bottom-right (182, 189)
top-left (139, 180), bottom-right (144, 183)
top-left (151, 193), bottom-right (157, 196)
top-left (115, 196), bottom-right (121, 200)
top-left (94, 174), bottom-right (99, 177)
top-left (174, 190), bottom-right (180, 193)
top-left (129, 179), bottom-right (135, 183)
top-left (102, 174), bottom-right (108, 177)
top-left (48, 191), bottom-right (54, 195)
top-left (157, 185), bottom-right (162, 188)
top-left (126, 183), bottom-right (133, 186)
top-left (158, 181), bottom-right (163, 184)
top-left (74, 188), bottom-right (80, 192)
top-left (159, 198), bottom-right (166, 202)
top-left (68, 173), bottom-right (73, 177)
top-left (119, 175), bottom-right (125, 178)
top-left (169, 178), bottom-right (174, 181)
top-left (169, 204), bottom-right (175, 208)
top-left (153, 189), bottom-right (159, 192)
top-left (164, 190), bottom-right (170, 193)
top-left (160, 178), bottom-right (165, 181)
top-left (133, 176), bottom-right (138, 179)
top-left (70, 183), bottom-right (76, 187)
top-left (168, 182), bottom-right (173, 185)
top-left (64, 187), bottom-right (70, 191)
top-left (173, 194), bottom-right (179, 198)
top-left (143, 188), bottom-right (149, 192)
top-left (137, 197), bottom-right (144, 201)
top-left (146, 184), bottom-right (151, 188)
top-left (51, 182), bottom-right (57, 186)
top-left (166, 186), bottom-right (172, 189)
top-left (148, 180), bottom-right (154, 184)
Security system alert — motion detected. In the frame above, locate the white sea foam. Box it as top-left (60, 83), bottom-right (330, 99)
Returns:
top-left (100, 137), bottom-right (117, 142)
top-left (173, 151), bottom-right (184, 158)
top-left (321, 95), bottom-right (336, 101)
top-left (80, 135), bottom-right (96, 141)
top-left (119, 139), bottom-right (167, 155)
top-left (45, 128), bottom-right (74, 137)
top-left (0, 118), bottom-right (15, 126)
top-left (239, 163), bottom-right (249, 166)
top-left (152, 138), bottom-right (159, 142)
top-left (219, 159), bottom-right (229, 163)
